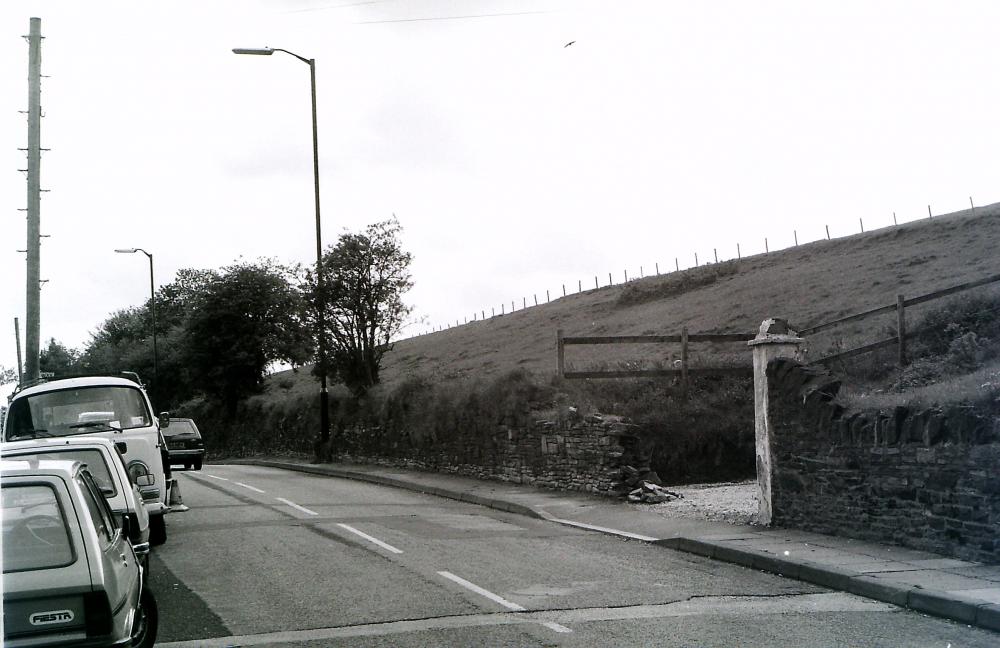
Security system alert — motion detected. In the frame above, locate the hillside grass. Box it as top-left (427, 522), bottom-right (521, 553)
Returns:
top-left (264, 202), bottom-right (1000, 402)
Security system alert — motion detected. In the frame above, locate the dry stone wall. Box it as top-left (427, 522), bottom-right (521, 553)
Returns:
top-left (767, 358), bottom-right (1000, 564)
top-left (336, 416), bottom-right (633, 495)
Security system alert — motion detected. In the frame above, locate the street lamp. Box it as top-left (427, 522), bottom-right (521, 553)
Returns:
top-left (115, 247), bottom-right (158, 406)
top-left (233, 45), bottom-right (331, 455)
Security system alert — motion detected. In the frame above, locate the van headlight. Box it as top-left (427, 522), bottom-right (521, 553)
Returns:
top-left (127, 460), bottom-right (155, 487)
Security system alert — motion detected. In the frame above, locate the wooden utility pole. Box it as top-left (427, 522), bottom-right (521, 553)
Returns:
top-left (24, 18), bottom-right (43, 382)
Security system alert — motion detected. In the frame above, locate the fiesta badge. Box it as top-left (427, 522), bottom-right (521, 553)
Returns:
top-left (29, 610), bottom-right (74, 625)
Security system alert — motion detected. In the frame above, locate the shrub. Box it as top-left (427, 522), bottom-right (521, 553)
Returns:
top-left (617, 261), bottom-right (740, 307)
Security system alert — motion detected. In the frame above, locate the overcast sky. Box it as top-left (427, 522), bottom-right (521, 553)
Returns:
top-left (2, 0), bottom-right (999, 381)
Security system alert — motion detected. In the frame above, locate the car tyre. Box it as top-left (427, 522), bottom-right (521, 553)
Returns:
top-left (149, 515), bottom-right (166, 546)
top-left (131, 588), bottom-right (158, 648)
top-left (194, 459), bottom-right (202, 471)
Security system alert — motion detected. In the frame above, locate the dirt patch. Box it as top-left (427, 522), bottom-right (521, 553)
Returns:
top-left (635, 480), bottom-right (759, 526)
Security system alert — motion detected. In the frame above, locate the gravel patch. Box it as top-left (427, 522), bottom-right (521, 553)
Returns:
top-left (633, 480), bottom-right (759, 526)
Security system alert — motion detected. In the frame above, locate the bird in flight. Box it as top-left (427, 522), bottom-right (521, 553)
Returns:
top-left (564, 40), bottom-right (575, 47)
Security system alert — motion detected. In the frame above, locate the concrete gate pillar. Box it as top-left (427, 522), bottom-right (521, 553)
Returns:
top-left (748, 318), bottom-right (803, 525)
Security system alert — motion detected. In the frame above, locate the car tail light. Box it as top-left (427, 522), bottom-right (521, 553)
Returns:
top-left (83, 592), bottom-right (112, 637)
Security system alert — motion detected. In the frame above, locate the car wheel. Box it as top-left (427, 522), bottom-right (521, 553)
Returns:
top-left (131, 588), bottom-right (158, 648)
top-left (149, 515), bottom-right (166, 546)
top-left (193, 459), bottom-right (203, 471)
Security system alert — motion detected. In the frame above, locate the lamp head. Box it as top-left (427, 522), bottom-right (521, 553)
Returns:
top-left (233, 47), bottom-right (274, 56)
top-left (115, 248), bottom-right (138, 254)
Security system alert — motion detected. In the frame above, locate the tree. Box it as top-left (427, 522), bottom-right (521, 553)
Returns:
top-left (39, 338), bottom-right (81, 376)
top-left (0, 364), bottom-right (16, 385)
top-left (185, 259), bottom-right (313, 410)
top-left (308, 218), bottom-right (413, 395)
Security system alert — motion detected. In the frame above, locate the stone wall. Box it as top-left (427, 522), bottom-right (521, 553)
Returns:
top-left (767, 358), bottom-right (1000, 564)
top-left (335, 415), bottom-right (633, 495)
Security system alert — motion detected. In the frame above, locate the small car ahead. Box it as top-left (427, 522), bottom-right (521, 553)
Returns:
top-left (2, 436), bottom-right (151, 569)
top-left (162, 417), bottom-right (205, 470)
top-left (1, 458), bottom-right (157, 648)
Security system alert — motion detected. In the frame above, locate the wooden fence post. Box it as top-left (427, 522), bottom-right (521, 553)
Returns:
top-left (764, 238), bottom-right (768, 254)
top-left (640, 265), bottom-right (644, 278)
top-left (557, 329), bottom-right (565, 378)
top-left (675, 258), bottom-right (679, 272)
top-left (501, 304), bottom-right (505, 315)
top-left (859, 218), bottom-right (864, 233)
top-left (826, 225), bottom-right (830, 240)
top-left (737, 243), bottom-right (741, 260)
top-left (523, 297), bottom-right (526, 309)
top-left (897, 294), bottom-right (907, 367)
top-left (970, 196), bottom-right (975, 216)
top-left (655, 263), bottom-right (659, 275)
top-left (624, 270), bottom-right (628, 282)
top-left (695, 253), bottom-right (699, 267)
top-left (578, 279), bottom-right (582, 292)
top-left (534, 294), bottom-right (538, 306)
top-left (562, 284), bottom-right (566, 296)
top-left (794, 230), bottom-right (798, 246)
top-left (928, 204), bottom-right (932, 219)
top-left (893, 212), bottom-right (897, 225)
top-left (714, 248), bottom-right (718, 263)
top-left (547, 289), bottom-right (550, 302)
top-left (681, 326), bottom-right (690, 394)
top-left (608, 273), bottom-right (612, 286)
top-left (594, 276), bottom-right (598, 289)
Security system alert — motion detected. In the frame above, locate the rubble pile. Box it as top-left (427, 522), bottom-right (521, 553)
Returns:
top-left (618, 464), bottom-right (683, 504)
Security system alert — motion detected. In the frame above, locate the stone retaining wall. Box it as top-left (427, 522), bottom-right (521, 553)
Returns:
top-left (767, 358), bottom-right (1000, 564)
top-left (335, 417), bottom-right (632, 495)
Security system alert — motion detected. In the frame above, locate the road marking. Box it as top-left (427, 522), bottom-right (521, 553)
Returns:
top-left (275, 497), bottom-right (318, 516)
top-left (233, 481), bottom-right (266, 494)
top-left (541, 621), bottom-right (573, 633)
top-left (199, 474), bottom-right (229, 482)
top-left (437, 571), bottom-right (525, 611)
top-left (336, 523), bottom-right (403, 554)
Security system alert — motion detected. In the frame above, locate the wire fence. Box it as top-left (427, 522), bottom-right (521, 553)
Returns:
top-left (401, 196), bottom-right (990, 340)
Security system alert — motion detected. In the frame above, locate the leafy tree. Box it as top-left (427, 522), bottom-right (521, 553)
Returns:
top-left (0, 364), bottom-right (17, 385)
top-left (39, 338), bottom-right (82, 376)
top-left (307, 218), bottom-right (413, 395)
top-left (185, 259), bottom-right (312, 411)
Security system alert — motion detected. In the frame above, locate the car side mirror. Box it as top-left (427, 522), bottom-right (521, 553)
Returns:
top-left (159, 413), bottom-right (171, 428)
top-left (136, 474), bottom-right (154, 487)
top-left (115, 441), bottom-right (128, 454)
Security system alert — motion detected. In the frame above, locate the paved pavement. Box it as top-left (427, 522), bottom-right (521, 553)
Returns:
top-left (228, 458), bottom-right (1000, 634)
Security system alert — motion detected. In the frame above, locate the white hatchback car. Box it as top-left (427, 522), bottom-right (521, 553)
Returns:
top-left (2, 437), bottom-right (151, 568)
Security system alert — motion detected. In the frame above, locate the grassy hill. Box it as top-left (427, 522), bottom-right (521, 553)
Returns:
top-left (265, 201), bottom-right (1000, 400)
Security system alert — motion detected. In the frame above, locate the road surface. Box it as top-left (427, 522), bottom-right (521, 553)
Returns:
top-left (149, 465), bottom-right (998, 647)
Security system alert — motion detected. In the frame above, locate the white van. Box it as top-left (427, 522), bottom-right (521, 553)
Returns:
top-left (3, 375), bottom-right (173, 545)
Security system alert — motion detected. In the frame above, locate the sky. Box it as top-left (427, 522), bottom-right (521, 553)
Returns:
top-left (2, 0), bottom-right (1000, 383)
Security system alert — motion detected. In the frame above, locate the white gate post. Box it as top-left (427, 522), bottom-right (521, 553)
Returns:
top-left (748, 319), bottom-right (803, 525)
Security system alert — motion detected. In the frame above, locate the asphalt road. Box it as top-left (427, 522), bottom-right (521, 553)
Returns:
top-left (149, 465), bottom-right (998, 647)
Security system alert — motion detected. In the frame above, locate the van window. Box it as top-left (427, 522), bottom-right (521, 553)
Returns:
top-left (77, 473), bottom-right (117, 546)
top-left (2, 484), bottom-right (75, 572)
top-left (5, 386), bottom-right (151, 440)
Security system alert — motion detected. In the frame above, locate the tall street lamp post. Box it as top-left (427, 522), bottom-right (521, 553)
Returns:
top-left (233, 46), bottom-right (331, 455)
top-left (115, 247), bottom-right (158, 405)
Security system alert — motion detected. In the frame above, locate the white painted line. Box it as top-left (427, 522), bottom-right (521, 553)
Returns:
top-left (336, 523), bottom-right (403, 554)
top-left (199, 474), bottom-right (229, 481)
top-left (275, 497), bottom-right (318, 516)
top-left (233, 481), bottom-right (266, 494)
top-left (550, 517), bottom-right (658, 542)
top-left (541, 621), bottom-right (573, 633)
top-left (437, 571), bottom-right (525, 611)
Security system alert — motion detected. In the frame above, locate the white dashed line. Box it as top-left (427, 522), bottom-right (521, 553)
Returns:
top-left (541, 621), bottom-right (573, 633)
top-left (336, 523), bottom-right (404, 554)
top-left (233, 481), bottom-right (266, 494)
top-left (549, 518), bottom-right (658, 542)
top-left (199, 474), bottom-right (229, 481)
top-left (275, 497), bottom-right (318, 516)
top-left (437, 571), bottom-right (525, 611)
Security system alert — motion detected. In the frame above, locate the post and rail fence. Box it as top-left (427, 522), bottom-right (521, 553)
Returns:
top-left (556, 328), bottom-right (754, 388)
top-left (804, 270), bottom-right (1000, 368)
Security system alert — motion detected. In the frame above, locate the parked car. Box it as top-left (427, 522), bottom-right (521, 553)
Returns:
top-left (3, 375), bottom-right (173, 545)
top-left (162, 417), bottom-right (205, 470)
top-left (2, 436), bottom-right (151, 570)
top-left (2, 458), bottom-right (157, 648)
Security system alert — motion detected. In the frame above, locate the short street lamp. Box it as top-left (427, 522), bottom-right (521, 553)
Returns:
top-left (115, 247), bottom-right (158, 405)
top-left (233, 45), bottom-right (332, 454)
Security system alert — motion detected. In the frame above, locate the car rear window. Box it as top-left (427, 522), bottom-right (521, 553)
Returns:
top-left (2, 484), bottom-right (75, 572)
top-left (165, 420), bottom-right (198, 437)
top-left (6, 449), bottom-right (117, 497)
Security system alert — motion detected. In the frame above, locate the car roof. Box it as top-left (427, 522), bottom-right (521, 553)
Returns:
top-left (2, 437), bottom-right (118, 453)
top-left (168, 417), bottom-right (194, 422)
top-left (12, 376), bottom-right (143, 400)
top-left (1, 458), bottom-right (85, 479)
